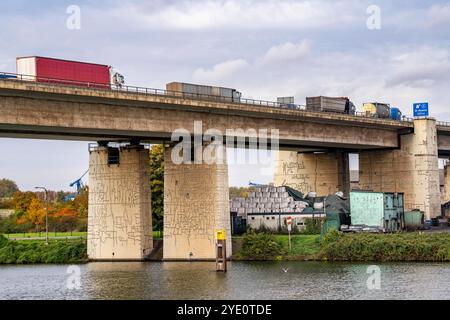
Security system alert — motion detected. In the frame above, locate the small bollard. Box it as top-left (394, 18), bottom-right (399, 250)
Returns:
top-left (216, 229), bottom-right (227, 272)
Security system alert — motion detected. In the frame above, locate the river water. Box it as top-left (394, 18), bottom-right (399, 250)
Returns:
top-left (0, 261), bottom-right (449, 300)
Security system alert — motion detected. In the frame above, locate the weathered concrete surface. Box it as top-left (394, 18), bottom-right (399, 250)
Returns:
top-left (274, 151), bottom-right (350, 196)
top-left (0, 79), bottom-right (404, 150)
top-left (88, 145), bottom-right (152, 260)
top-left (163, 146), bottom-right (231, 260)
top-left (443, 164), bottom-right (450, 204)
top-left (359, 119), bottom-right (441, 220)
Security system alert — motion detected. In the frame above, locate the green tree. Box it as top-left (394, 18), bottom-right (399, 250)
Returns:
top-left (0, 179), bottom-right (19, 198)
top-left (56, 191), bottom-right (67, 204)
top-left (149, 145), bottom-right (164, 231)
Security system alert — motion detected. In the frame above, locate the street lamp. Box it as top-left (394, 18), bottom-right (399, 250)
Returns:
top-left (35, 186), bottom-right (49, 244)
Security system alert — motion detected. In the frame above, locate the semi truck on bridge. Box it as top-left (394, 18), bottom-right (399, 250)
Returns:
top-left (4, 55), bottom-right (405, 120)
top-left (15, 56), bottom-right (124, 89)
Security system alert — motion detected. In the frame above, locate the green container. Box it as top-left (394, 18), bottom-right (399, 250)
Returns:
top-left (404, 210), bottom-right (424, 229)
top-left (350, 191), bottom-right (404, 232)
top-left (350, 191), bottom-right (385, 228)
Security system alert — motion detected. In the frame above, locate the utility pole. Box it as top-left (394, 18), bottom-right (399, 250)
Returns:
top-left (35, 186), bottom-right (49, 244)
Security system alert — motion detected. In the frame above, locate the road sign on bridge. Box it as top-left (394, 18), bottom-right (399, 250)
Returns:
top-left (413, 102), bottom-right (429, 117)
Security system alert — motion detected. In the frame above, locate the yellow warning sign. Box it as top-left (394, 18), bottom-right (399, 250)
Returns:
top-left (216, 229), bottom-right (226, 240)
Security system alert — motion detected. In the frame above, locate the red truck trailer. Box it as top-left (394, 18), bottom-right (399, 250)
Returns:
top-left (16, 56), bottom-right (112, 89)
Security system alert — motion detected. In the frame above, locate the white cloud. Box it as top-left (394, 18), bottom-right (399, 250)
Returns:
top-left (259, 39), bottom-right (312, 65)
top-left (192, 58), bottom-right (249, 83)
top-left (427, 3), bottom-right (450, 27)
top-left (386, 47), bottom-right (450, 88)
top-left (113, 0), bottom-right (359, 30)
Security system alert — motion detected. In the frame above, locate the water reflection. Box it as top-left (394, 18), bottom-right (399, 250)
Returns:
top-left (0, 261), bottom-right (449, 300)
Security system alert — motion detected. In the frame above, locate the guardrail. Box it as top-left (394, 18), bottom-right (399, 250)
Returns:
top-left (0, 71), bottom-right (420, 124)
top-left (437, 121), bottom-right (450, 127)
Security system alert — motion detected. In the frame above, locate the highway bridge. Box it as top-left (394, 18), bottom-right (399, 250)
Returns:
top-left (0, 76), bottom-right (449, 260)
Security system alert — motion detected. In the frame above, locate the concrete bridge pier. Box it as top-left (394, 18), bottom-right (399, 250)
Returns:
top-left (163, 145), bottom-right (232, 260)
top-left (274, 150), bottom-right (350, 196)
top-left (443, 163), bottom-right (450, 204)
top-left (359, 118), bottom-right (440, 220)
top-left (87, 144), bottom-right (153, 261)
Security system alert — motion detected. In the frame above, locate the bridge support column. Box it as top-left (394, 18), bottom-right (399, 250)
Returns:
top-left (87, 145), bottom-right (152, 260)
top-left (443, 163), bottom-right (450, 204)
top-left (359, 118), bottom-right (440, 220)
top-left (274, 150), bottom-right (350, 196)
top-left (163, 146), bottom-right (231, 260)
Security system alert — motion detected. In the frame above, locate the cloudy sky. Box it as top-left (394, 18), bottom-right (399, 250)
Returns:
top-left (1, 0), bottom-right (450, 191)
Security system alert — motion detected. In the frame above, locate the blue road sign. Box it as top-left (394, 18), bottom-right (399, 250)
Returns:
top-left (413, 102), bottom-right (429, 117)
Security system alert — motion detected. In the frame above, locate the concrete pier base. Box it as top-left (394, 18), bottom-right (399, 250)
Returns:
top-left (274, 150), bottom-right (350, 196)
top-left (163, 146), bottom-right (231, 260)
top-left (359, 118), bottom-right (440, 220)
top-left (87, 145), bottom-right (152, 261)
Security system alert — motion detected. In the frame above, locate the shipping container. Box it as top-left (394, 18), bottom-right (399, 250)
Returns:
top-left (277, 96), bottom-right (294, 104)
top-left (390, 107), bottom-right (402, 120)
top-left (349, 191), bottom-right (404, 232)
top-left (16, 56), bottom-right (111, 89)
top-left (363, 102), bottom-right (391, 119)
top-left (306, 96), bottom-right (355, 115)
top-left (166, 82), bottom-right (241, 102)
top-left (277, 96), bottom-right (297, 109)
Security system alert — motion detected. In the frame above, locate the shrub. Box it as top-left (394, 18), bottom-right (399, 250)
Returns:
top-left (303, 217), bottom-right (324, 235)
top-left (319, 232), bottom-right (450, 262)
top-left (0, 234), bottom-right (7, 247)
top-left (0, 238), bottom-right (87, 264)
top-left (239, 231), bottom-right (286, 260)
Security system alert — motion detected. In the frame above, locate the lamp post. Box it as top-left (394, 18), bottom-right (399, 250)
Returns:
top-left (35, 186), bottom-right (49, 244)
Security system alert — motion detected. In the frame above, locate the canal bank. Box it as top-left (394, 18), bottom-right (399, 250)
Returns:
top-left (232, 231), bottom-right (450, 262)
top-left (2, 232), bottom-right (450, 264)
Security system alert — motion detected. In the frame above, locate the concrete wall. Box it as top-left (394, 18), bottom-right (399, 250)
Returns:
top-left (359, 119), bottom-right (440, 220)
top-left (248, 213), bottom-right (325, 231)
top-left (163, 146), bottom-right (231, 260)
top-left (274, 151), bottom-right (350, 196)
top-left (87, 145), bottom-right (152, 260)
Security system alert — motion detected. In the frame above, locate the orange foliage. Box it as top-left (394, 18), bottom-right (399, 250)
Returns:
top-left (53, 207), bottom-right (78, 219)
top-left (26, 198), bottom-right (46, 226)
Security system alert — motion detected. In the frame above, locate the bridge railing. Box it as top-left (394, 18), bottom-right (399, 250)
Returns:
top-left (437, 121), bottom-right (450, 127)
top-left (0, 71), bottom-right (419, 124)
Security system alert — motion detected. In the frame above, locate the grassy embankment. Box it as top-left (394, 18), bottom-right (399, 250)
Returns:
top-left (0, 235), bottom-right (87, 264)
top-left (0, 231), bottom-right (164, 264)
top-left (233, 230), bottom-right (450, 262)
top-left (4, 231), bottom-right (163, 239)
top-left (2, 230), bottom-right (450, 264)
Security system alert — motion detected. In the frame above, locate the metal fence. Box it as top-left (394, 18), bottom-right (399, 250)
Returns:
top-left (0, 71), bottom-right (437, 125)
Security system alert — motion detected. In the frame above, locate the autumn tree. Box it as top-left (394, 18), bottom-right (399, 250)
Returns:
top-left (72, 187), bottom-right (88, 218)
top-left (52, 207), bottom-right (78, 232)
top-left (12, 191), bottom-right (37, 215)
top-left (25, 198), bottom-right (46, 232)
top-left (0, 178), bottom-right (19, 198)
top-left (149, 145), bottom-right (164, 231)
top-left (229, 187), bottom-right (255, 199)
